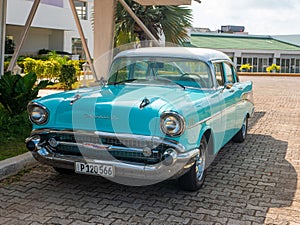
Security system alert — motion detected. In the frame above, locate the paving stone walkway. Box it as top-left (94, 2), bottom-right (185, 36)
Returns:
top-left (0, 76), bottom-right (299, 225)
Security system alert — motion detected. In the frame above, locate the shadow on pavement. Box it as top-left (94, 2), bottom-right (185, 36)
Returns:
top-left (23, 133), bottom-right (296, 224)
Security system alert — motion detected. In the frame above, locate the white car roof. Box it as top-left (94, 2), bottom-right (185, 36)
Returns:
top-left (114, 47), bottom-right (231, 62)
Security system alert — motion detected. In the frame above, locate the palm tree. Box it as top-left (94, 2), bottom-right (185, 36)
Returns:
top-left (114, 0), bottom-right (192, 47)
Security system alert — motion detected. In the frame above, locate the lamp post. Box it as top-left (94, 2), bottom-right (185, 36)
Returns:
top-left (0, 0), bottom-right (7, 77)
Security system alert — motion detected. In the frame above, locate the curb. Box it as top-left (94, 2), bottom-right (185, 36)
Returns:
top-left (0, 152), bottom-right (38, 181)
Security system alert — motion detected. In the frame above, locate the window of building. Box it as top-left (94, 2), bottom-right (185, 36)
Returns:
top-left (296, 59), bottom-right (300, 73)
top-left (74, 0), bottom-right (88, 20)
top-left (5, 36), bottom-right (15, 54)
top-left (72, 38), bottom-right (86, 59)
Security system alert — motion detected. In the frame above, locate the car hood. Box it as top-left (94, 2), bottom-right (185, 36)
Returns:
top-left (33, 84), bottom-right (213, 136)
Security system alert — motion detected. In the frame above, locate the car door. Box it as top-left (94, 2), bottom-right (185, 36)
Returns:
top-left (213, 62), bottom-right (239, 146)
top-left (222, 62), bottom-right (241, 143)
top-left (212, 62), bottom-right (227, 150)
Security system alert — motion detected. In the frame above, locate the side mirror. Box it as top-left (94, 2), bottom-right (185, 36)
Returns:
top-left (224, 82), bottom-right (233, 89)
top-left (220, 82), bottom-right (233, 93)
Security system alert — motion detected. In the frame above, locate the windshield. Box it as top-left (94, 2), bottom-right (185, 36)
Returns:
top-left (108, 57), bottom-right (213, 89)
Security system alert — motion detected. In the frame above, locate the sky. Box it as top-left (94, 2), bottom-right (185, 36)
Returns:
top-left (191, 0), bottom-right (300, 35)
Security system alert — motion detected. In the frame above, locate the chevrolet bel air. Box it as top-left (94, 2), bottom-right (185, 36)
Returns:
top-left (26, 47), bottom-right (254, 191)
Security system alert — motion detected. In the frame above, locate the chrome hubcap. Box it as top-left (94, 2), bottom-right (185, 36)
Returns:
top-left (242, 119), bottom-right (247, 138)
top-left (195, 141), bottom-right (206, 181)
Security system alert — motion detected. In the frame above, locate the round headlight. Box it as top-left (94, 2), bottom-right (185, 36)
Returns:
top-left (28, 103), bottom-right (49, 125)
top-left (160, 112), bottom-right (185, 136)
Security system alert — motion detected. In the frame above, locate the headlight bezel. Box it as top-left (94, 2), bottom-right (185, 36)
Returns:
top-left (160, 111), bottom-right (186, 137)
top-left (27, 102), bottom-right (49, 125)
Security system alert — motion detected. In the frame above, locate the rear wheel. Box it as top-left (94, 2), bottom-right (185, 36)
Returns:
top-left (178, 136), bottom-right (207, 191)
top-left (232, 116), bottom-right (248, 143)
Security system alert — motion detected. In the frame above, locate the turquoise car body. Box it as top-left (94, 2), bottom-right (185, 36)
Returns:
top-left (26, 47), bottom-right (254, 186)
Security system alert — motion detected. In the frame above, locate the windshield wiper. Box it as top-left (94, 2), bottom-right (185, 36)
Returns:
top-left (155, 77), bottom-right (185, 90)
top-left (112, 79), bottom-right (137, 85)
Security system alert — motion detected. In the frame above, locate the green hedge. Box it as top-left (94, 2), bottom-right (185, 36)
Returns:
top-left (23, 57), bottom-right (81, 80)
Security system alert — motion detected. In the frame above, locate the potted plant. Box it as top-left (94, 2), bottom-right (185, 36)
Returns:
top-left (266, 64), bottom-right (281, 73)
top-left (239, 64), bottom-right (253, 72)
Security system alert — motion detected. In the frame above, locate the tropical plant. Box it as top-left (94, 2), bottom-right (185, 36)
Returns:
top-left (266, 64), bottom-right (281, 73)
top-left (114, 0), bottom-right (192, 47)
top-left (0, 72), bottom-right (53, 115)
top-left (239, 63), bottom-right (253, 72)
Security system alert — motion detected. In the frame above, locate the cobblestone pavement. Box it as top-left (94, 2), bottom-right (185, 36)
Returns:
top-left (1, 76), bottom-right (300, 225)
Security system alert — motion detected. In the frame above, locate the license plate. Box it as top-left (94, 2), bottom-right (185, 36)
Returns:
top-left (75, 162), bottom-right (115, 177)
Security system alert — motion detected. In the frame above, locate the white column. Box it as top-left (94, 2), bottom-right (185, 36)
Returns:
top-left (93, 0), bottom-right (117, 80)
top-left (0, 0), bottom-right (6, 76)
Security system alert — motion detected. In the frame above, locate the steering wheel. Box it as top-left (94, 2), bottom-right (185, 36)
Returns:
top-left (180, 73), bottom-right (206, 88)
top-left (180, 73), bottom-right (202, 80)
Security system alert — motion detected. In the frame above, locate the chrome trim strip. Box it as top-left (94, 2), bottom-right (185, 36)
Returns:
top-left (56, 141), bottom-right (144, 153)
top-left (30, 129), bottom-right (186, 153)
top-left (187, 97), bottom-right (254, 129)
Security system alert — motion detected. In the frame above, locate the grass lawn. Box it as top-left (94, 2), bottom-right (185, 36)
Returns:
top-left (0, 105), bottom-right (32, 161)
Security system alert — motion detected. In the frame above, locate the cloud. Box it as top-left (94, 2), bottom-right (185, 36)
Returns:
top-left (191, 0), bottom-right (300, 35)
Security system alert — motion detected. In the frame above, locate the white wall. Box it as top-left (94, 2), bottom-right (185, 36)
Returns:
top-left (6, 0), bottom-right (94, 56)
top-left (7, 0), bottom-right (75, 30)
top-left (6, 25), bottom-right (64, 55)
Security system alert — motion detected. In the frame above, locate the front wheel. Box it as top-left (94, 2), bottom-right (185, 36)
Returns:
top-left (232, 116), bottom-right (248, 143)
top-left (178, 137), bottom-right (207, 191)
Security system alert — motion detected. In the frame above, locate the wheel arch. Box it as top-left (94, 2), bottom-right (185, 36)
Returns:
top-left (199, 127), bottom-right (215, 157)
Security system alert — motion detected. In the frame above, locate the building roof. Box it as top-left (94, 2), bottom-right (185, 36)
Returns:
top-left (190, 33), bottom-right (300, 51)
top-left (272, 35), bottom-right (300, 48)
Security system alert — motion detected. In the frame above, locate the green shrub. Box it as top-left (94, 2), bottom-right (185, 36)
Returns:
top-left (67, 60), bottom-right (81, 77)
top-left (0, 105), bottom-right (31, 138)
top-left (4, 61), bottom-right (10, 71)
top-left (59, 64), bottom-right (77, 90)
top-left (23, 57), bottom-right (37, 74)
top-left (0, 72), bottom-right (53, 115)
top-left (43, 60), bottom-right (61, 80)
top-left (20, 52), bottom-right (83, 85)
top-left (0, 105), bottom-right (32, 160)
top-left (34, 60), bottom-right (45, 78)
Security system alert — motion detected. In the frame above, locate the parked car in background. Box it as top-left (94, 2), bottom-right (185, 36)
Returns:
top-left (26, 47), bottom-right (254, 191)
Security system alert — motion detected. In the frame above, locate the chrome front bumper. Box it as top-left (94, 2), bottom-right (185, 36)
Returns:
top-left (31, 147), bottom-right (198, 180)
top-left (26, 129), bottom-right (199, 181)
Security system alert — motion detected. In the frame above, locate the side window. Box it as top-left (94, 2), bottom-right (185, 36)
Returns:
top-left (213, 63), bottom-right (224, 86)
top-left (233, 66), bottom-right (239, 82)
top-left (223, 63), bottom-right (235, 83)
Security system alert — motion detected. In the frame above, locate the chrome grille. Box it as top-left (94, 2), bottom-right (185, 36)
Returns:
top-left (40, 132), bottom-right (172, 164)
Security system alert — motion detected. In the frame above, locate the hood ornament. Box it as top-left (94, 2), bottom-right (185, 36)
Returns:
top-left (70, 94), bottom-right (81, 105)
top-left (139, 97), bottom-right (151, 110)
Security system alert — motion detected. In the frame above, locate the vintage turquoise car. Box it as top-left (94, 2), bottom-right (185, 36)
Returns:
top-left (26, 47), bottom-right (254, 191)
